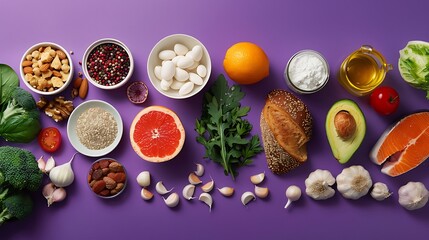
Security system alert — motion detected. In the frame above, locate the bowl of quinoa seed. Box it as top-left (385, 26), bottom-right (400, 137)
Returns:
top-left (67, 100), bottom-right (123, 157)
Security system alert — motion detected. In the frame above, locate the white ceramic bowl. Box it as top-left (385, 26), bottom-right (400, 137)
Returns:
top-left (82, 38), bottom-right (134, 90)
top-left (87, 158), bottom-right (127, 199)
top-left (20, 42), bottom-right (73, 95)
top-left (147, 34), bottom-right (211, 99)
top-left (67, 100), bottom-right (123, 157)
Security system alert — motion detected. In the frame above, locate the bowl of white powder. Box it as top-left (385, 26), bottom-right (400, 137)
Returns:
top-left (67, 100), bottom-right (123, 157)
top-left (284, 50), bottom-right (329, 94)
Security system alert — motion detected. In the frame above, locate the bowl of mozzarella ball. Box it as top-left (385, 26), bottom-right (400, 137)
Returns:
top-left (147, 34), bottom-right (211, 99)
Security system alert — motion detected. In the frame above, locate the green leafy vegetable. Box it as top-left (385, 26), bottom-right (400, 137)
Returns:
top-left (0, 64), bottom-right (40, 143)
top-left (0, 87), bottom-right (41, 142)
top-left (195, 74), bottom-right (263, 180)
top-left (0, 64), bottom-right (19, 106)
top-left (0, 146), bottom-right (42, 226)
top-left (398, 40), bottom-right (429, 98)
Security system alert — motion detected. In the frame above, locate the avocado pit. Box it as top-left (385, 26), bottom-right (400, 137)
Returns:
top-left (334, 111), bottom-right (356, 140)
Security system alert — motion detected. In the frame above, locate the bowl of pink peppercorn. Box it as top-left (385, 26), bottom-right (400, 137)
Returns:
top-left (82, 38), bottom-right (134, 90)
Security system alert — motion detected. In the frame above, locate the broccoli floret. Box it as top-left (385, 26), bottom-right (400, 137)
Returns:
top-left (0, 87), bottom-right (37, 121)
top-left (0, 146), bottom-right (42, 192)
top-left (0, 87), bottom-right (41, 143)
top-left (0, 193), bottom-right (33, 225)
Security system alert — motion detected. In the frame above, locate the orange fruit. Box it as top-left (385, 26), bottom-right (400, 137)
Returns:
top-left (223, 42), bottom-right (270, 85)
top-left (130, 106), bottom-right (185, 162)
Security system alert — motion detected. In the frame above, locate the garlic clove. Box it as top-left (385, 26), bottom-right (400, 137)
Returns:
top-left (42, 182), bottom-right (55, 200)
top-left (136, 171), bottom-right (151, 187)
top-left (37, 156), bottom-right (46, 172)
top-left (285, 185), bottom-right (302, 209)
top-left (48, 187), bottom-right (67, 207)
top-left (182, 184), bottom-right (196, 200)
top-left (254, 185), bottom-right (269, 199)
top-left (199, 192), bottom-right (213, 212)
top-left (188, 172), bottom-right (202, 185)
top-left (241, 191), bottom-right (256, 206)
top-left (163, 192), bottom-right (180, 208)
top-left (250, 172), bottom-right (265, 185)
top-left (194, 163), bottom-right (204, 177)
top-left (45, 156), bottom-right (56, 173)
top-left (217, 187), bottom-right (235, 197)
top-left (141, 188), bottom-right (154, 201)
top-left (156, 181), bottom-right (173, 195)
top-left (201, 178), bottom-right (214, 193)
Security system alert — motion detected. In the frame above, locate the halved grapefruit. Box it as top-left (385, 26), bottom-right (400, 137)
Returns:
top-left (130, 106), bottom-right (185, 162)
top-left (370, 112), bottom-right (429, 176)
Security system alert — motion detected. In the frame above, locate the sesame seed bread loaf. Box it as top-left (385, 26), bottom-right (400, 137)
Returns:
top-left (260, 90), bottom-right (312, 174)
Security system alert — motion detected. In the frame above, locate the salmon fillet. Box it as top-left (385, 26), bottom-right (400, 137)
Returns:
top-left (370, 112), bottom-right (429, 176)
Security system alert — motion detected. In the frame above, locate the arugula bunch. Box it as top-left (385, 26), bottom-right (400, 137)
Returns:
top-left (195, 74), bottom-right (263, 180)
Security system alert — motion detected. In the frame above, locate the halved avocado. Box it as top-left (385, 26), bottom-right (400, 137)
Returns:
top-left (326, 99), bottom-right (366, 164)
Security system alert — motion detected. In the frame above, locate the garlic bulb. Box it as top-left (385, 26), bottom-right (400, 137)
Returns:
top-left (336, 165), bottom-right (372, 200)
top-left (371, 182), bottom-right (392, 201)
top-left (49, 153), bottom-right (77, 187)
top-left (305, 169), bottom-right (336, 200)
top-left (285, 185), bottom-right (301, 209)
top-left (398, 182), bottom-right (429, 210)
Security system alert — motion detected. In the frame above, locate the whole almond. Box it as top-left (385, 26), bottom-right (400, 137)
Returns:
top-left (103, 177), bottom-right (117, 190)
top-left (52, 70), bottom-right (62, 78)
top-left (73, 77), bottom-right (83, 88)
top-left (91, 169), bottom-right (103, 180)
top-left (40, 63), bottom-right (50, 72)
top-left (56, 50), bottom-right (66, 60)
top-left (22, 60), bottom-right (33, 67)
top-left (79, 78), bottom-right (88, 99)
top-left (99, 189), bottom-right (110, 196)
top-left (92, 180), bottom-right (106, 194)
top-left (99, 159), bottom-right (110, 169)
top-left (108, 162), bottom-right (123, 172)
top-left (107, 172), bottom-right (126, 183)
top-left (23, 67), bottom-right (33, 74)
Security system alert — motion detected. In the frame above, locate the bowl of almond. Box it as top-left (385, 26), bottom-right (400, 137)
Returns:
top-left (20, 42), bottom-right (74, 95)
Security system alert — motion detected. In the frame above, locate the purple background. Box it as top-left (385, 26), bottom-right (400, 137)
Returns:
top-left (1, 0), bottom-right (429, 239)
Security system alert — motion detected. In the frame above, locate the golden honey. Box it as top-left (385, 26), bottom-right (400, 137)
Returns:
top-left (339, 45), bottom-right (392, 96)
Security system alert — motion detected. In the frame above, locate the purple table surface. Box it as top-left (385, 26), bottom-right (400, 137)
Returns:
top-left (1, 0), bottom-right (429, 239)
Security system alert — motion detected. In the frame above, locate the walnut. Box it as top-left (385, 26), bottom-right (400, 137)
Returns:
top-left (36, 96), bottom-right (74, 122)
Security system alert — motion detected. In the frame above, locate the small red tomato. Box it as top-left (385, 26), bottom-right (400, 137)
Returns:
top-left (38, 127), bottom-right (62, 153)
top-left (370, 86), bottom-right (400, 115)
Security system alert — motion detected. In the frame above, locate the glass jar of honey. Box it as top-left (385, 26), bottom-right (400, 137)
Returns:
top-left (338, 45), bottom-right (392, 96)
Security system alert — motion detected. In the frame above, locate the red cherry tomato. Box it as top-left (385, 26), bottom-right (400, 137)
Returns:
top-left (38, 127), bottom-right (62, 153)
top-left (370, 86), bottom-right (400, 115)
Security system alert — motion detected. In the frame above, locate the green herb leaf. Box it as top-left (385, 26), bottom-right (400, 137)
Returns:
top-left (195, 74), bottom-right (263, 180)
